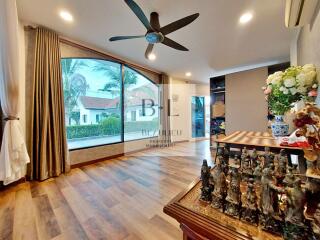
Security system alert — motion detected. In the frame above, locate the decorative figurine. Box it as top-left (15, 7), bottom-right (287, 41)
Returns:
top-left (283, 167), bottom-right (296, 188)
top-left (259, 165), bottom-right (284, 235)
top-left (285, 178), bottom-right (306, 225)
top-left (251, 148), bottom-right (258, 169)
top-left (223, 144), bottom-right (230, 165)
top-left (277, 149), bottom-right (288, 178)
top-left (218, 154), bottom-right (228, 176)
top-left (283, 178), bottom-right (313, 240)
top-left (253, 161), bottom-right (262, 182)
top-left (305, 177), bottom-right (320, 221)
top-left (242, 178), bottom-right (259, 225)
top-left (263, 147), bottom-right (275, 168)
top-left (225, 167), bottom-right (242, 218)
top-left (293, 103), bottom-right (320, 178)
top-left (241, 156), bottom-right (253, 181)
top-left (211, 163), bottom-right (227, 211)
top-left (241, 147), bottom-right (249, 163)
top-left (200, 159), bottom-right (213, 202)
top-left (231, 154), bottom-right (241, 168)
top-left (312, 203), bottom-right (320, 237)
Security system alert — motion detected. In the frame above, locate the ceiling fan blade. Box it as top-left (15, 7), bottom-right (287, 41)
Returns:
top-left (109, 35), bottom-right (145, 41)
top-left (162, 37), bottom-right (188, 51)
top-left (124, 0), bottom-right (152, 30)
top-left (160, 13), bottom-right (200, 35)
top-left (145, 44), bottom-right (154, 59)
top-left (150, 12), bottom-right (160, 31)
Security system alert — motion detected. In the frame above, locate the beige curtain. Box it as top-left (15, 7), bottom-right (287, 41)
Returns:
top-left (28, 27), bottom-right (69, 181)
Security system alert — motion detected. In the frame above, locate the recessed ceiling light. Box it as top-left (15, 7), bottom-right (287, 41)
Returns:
top-left (148, 53), bottom-right (156, 61)
top-left (59, 10), bottom-right (73, 22)
top-left (185, 72), bottom-right (192, 77)
top-left (239, 12), bottom-right (253, 24)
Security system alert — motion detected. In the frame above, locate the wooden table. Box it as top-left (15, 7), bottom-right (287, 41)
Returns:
top-left (164, 178), bottom-right (283, 240)
top-left (215, 131), bottom-right (302, 151)
top-left (163, 131), bottom-right (306, 240)
top-left (215, 131), bottom-right (306, 172)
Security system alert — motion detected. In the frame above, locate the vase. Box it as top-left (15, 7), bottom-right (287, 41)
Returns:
top-left (271, 115), bottom-right (289, 137)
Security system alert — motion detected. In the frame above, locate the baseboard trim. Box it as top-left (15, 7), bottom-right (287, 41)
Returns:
top-left (171, 140), bottom-right (189, 144)
top-left (70, 146), bottom-right (153, 169)
top-left (71, 153), bottom-right (124, 169)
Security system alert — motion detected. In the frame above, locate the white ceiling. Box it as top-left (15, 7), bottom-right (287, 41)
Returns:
top-left (17, 0), bottom-right (293, 83)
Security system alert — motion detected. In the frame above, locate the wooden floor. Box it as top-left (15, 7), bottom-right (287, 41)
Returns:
top-left (0, 140), bottom-right (214, 240)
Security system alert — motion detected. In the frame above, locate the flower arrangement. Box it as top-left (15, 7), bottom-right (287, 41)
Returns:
top-left (294, 103), bottom-right (320, 176)
top-left (263, 64), bottom-right (318, 115)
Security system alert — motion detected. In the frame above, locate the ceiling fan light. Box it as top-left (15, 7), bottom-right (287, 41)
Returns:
top-left (148, 53), bottom-right (156, 60)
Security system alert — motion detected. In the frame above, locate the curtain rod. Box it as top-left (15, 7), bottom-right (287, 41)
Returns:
top-left (24, 25), bottom-right (162, 76)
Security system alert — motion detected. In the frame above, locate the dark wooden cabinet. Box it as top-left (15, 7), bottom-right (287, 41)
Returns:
top-left (210, 76), bottom-right (226, 148)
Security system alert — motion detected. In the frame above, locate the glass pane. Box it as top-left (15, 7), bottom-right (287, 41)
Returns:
top-left (62, 58), bottom-right (122, 149)
top-left (123, 67), bottom-right (159, 141)
top-left (192, 96), bottom-right (205, 138)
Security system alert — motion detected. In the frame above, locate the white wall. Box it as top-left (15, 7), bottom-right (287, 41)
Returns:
top-left (295, 4), bottom-right (320, 88)
top-left (168, 78), bottom-right (209, 142)
top-left (195, 84), bottom-right (210, 97)
top-left (169, 78), bottom-right (191, 142)
top-left (291, 5), bottom-right (320, 103)
top-left (225, 67), bottom-right (268, 135)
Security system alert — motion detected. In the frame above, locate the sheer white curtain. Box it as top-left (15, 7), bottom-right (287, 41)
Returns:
top-left (0, 0), bottom-right (30, 185)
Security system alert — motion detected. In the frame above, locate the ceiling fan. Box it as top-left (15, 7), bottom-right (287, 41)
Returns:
top-left (109, 0), bottom-right (200, 59)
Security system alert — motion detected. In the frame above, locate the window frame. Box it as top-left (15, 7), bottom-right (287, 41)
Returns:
top-left (61, 58), bottom-right (160, 151)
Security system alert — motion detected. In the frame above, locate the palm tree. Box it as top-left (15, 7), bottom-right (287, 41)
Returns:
top-left (93, 61), bottom-right (138, 96)
top-left (61, 59), bottom-right (89, 124)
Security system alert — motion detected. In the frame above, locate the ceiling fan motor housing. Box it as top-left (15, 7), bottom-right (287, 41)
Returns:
top-left (145, 31), bottom-right (164, 44)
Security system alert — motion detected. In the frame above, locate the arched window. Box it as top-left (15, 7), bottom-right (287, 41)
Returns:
top-left (123, 67), bottom-right (159, 141)
top-left (61, 58), bottom-right (160, 149)
top-left (61, 58), bottom-right (122, 149)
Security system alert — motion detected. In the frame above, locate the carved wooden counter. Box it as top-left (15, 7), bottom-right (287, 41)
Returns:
top-left (164, 178), bottom-right (283, 240)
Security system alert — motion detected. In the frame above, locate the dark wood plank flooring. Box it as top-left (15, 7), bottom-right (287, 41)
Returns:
top-left (0, 140), bottom-right (213, 240)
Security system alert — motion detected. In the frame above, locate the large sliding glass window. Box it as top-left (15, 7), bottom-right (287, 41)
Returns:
top-left (61, 59), bottom-right (160, 149)
top-left (124, 67), bottom-right (159, 141)
top-left (62, 58), bottom-right (122, 149)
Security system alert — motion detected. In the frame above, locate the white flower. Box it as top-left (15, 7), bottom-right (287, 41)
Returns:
top-left (274, 71), bottom-right (284, 77)
top-left (302, 64), bottom-right (316, 73)
top-left (312, 84), bottom-right (318, 89)
top-left (304, 71), bottom-right (317, 86)
top-left (280, 86), bottom-right (289, 94)
top-left (297, 86), bottom-right (307, 94)
top-left (271, 76), bottom-right (282, 85)
top-left (296, 73), bottom-right (306, 86)
top-left (284, 77), bottom-right (296, 88)
top-left (267, 71), bottom-right (283, 85)
top-left (283, 88), bottom-right (289, 94)
top-left (266, 75), bottom-right (273, 85)
top-left (290, 87), bottom-right (297, 95)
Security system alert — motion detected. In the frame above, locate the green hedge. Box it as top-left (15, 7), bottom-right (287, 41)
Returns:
top-left (66, 119), bottom-right (159, 140)
top-left (124, 120), bottom-right (158, 133)
top-left (66, 124), bottom-right (121, 139)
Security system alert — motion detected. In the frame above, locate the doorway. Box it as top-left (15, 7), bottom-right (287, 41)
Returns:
top-left (191, 96), bottom-right (205, 138)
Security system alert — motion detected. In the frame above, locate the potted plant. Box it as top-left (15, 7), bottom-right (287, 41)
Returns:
top-left (263, 64), bottom-right (318, 137)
